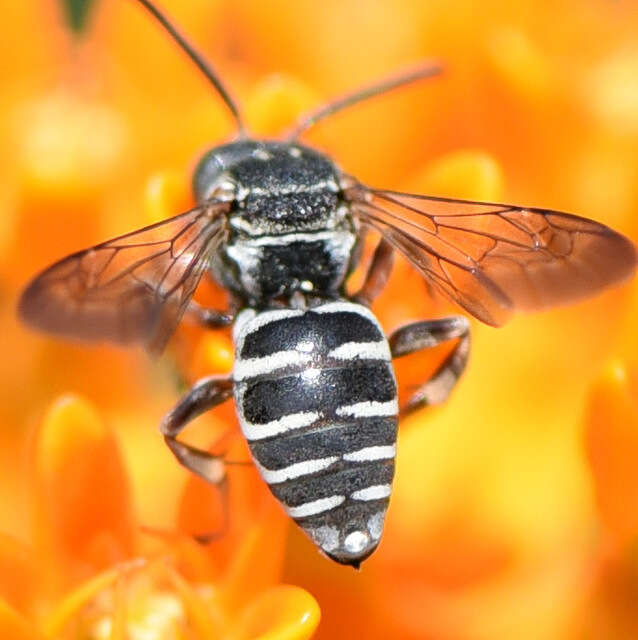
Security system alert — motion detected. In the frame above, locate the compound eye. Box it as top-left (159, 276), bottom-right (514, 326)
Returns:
top-left (192, 148), bottom-right (226, 201)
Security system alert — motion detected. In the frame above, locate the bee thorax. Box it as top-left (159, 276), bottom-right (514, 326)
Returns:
top-left (194, 140), bottom-right (357, 304)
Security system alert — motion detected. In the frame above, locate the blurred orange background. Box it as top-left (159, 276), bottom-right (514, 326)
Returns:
top-left (1, 1), bottom-right (638, 638)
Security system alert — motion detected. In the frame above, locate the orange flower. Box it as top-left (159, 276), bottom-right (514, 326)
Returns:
top-left (567, 360), bottom-right (638, 639)
top-left (585, 361), bottom-right (638, 546)
top-left (3, 1), bottom-right (638, 639)
top-left (0, 394), bottom-right (319, 639)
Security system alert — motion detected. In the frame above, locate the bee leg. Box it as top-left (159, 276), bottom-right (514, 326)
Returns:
top-left (389, 316), bottom-right (470, 415)
top-left (353, 239), bottom-right (394, 306)
top-left (186, 301), bottom-right (234, 328)
top-left (160, 376), bottom-right (234, 543)
top-left (160, 376), bottom-right (234, 485)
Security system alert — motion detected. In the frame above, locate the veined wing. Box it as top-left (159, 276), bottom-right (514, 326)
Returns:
top-left (18, 202), bottom-right (229, 354)
top-left (346, 181), bottom-right (636, 326)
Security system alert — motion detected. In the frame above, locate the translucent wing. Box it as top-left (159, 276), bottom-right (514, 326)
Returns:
top-left (346, 181), bottom-right (637, 326)
top-left (18, 202), bottom-right (229, 354)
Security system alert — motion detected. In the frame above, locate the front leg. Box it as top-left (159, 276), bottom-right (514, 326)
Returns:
top-left (186, 301), bottom-right (235, 329)
top-left (352, 238), bottom-right (394, 306)
top-left (389, 316), bottom-right (470, 415)
top-left (160, 375), bottom-right (234, 484)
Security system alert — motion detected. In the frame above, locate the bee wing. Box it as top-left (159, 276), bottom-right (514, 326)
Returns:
top-left (347, 182), bottom-right (637, 326)
top-left (18, 202), bottom-right (229, 354)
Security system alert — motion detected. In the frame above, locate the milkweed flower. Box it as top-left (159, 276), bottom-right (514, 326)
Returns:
top-left (3, 1), bottom-right (638, 640)
top-left (0, 394), bottom-right (319, 639)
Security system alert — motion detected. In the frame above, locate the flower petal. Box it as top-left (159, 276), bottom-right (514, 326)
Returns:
top-left (0, 599), bottom-right (44, 640)
top-left (246, 75), bottom-right (319, 137)
top-left (221, 497), bottom-right (289, 612)
top-left (485, 27), bottom-right (554, 102)
top-left (34, 394), bottom-right (136, 584)
top-left (406, 149), bottom-right (505, 202)
top-left (0, 534), bottom-right (38, 614)
top-left (143, 169), bottom-right (192, 226)
top-left (190, 333), bottom-right (235, 379)
top-left (10, 92), bottom-right (127, 282)
top-left (40, 558), bottom-right (146, 638)
top-left (235, 585), bottom-right (320, 640)
top-left (177, 443), bottom-right (290, 601)
top-left (585, 360), bottom-right (638, 544)
top-left (160, 561), bottom-right (228, 639)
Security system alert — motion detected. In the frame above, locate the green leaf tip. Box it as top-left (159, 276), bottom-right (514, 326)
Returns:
top-left (60, 0), bottom-right (97, 35)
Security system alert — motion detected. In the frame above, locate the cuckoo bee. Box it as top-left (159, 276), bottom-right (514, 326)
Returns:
top-left (18, 0), bottom-right (637, 568)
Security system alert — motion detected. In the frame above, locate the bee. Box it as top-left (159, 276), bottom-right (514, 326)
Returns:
top-left (19, 0), bottom-right (637, 568)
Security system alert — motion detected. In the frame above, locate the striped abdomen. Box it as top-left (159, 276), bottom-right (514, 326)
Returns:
top-left (232, 300), bottom-right (398, 566)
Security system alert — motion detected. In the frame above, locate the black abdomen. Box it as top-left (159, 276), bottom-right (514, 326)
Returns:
top-left (232, 300), bottom-right (398, 566)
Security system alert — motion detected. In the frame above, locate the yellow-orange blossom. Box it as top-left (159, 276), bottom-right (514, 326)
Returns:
top-left (1, 1), bottom-right (638, 639)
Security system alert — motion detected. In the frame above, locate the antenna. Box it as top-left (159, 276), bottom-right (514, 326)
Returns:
top-left (132, 0), bottom-right (245, 135)
top-left (286, 62), bottom-right (443, 140)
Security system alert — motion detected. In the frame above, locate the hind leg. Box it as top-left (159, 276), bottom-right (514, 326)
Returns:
top-left (160, 375), bottom-right (234, 483)
top-left (160, 376), bottom-right (235, 541)
top-left (389, 316), bottom-right (470, 415)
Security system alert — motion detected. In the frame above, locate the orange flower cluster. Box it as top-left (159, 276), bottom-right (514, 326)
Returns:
top-left (1, 1), bottom-right (638, 639)
top-left (0, 394), bottom-right (318, 639)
